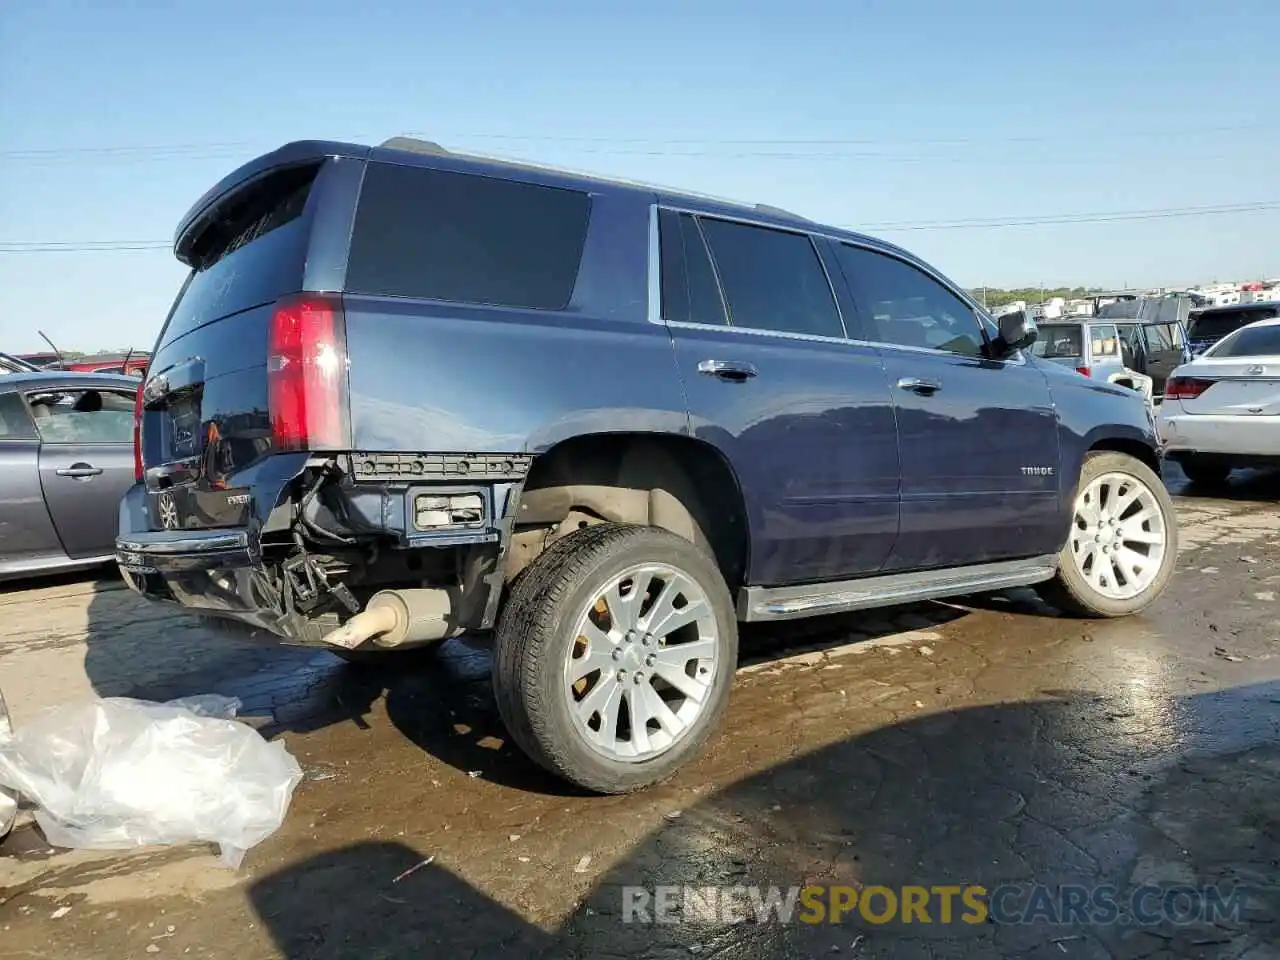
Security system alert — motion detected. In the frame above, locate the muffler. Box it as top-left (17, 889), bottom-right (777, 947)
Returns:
top-left (320, 588), bottom-right (463, 650)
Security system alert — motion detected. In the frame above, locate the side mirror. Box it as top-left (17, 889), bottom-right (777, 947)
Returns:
top-left (994, 310), bottom-right (1038, 357)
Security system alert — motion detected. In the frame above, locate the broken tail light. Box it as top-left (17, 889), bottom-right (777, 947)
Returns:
top-left (1075, 366), bottom-right (1091, 378)
top-left (132, 383), bottom-right (144, 482)
top-left (267, 295), bottom-right (351, 451)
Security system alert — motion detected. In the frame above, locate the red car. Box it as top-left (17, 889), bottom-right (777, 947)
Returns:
top-left (58, 354), bottom-right (149, 377)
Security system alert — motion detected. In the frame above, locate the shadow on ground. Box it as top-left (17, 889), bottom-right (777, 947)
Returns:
top-left (80, 584), bottom-right (971, 795)
top-left (245, 683), bottom-right (1280, 960)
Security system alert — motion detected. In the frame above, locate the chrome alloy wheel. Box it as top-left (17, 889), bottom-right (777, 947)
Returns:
top-left (1069, 471), bottom-right (1169, 601)
top-left (563, 562), bottom-right (721, 762)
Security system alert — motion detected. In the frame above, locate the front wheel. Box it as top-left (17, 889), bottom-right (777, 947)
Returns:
top-left (493, 523), bottom-right (737, 794)
top-left (1036, 452), bottom-right (1178, 618)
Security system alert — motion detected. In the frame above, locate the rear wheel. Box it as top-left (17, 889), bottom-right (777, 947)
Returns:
top-left (1036, 452), bottom-right (1178, 618)
top-left (493, 523), bottom-right (737, 794)
top-left (1179, 455), bottom-right (1232, 487)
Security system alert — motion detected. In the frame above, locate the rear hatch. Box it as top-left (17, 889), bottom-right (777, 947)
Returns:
top-left (1187, 307), bottom-right (1280, 354)
top-left (140, 159), bottom-right (350, 531)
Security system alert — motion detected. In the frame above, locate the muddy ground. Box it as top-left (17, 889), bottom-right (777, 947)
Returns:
top-left (1, 467), bottom-right (1278, 960)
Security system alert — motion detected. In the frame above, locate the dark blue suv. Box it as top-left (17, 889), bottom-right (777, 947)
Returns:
top-left (117, 138), bottom-right (1177, 793)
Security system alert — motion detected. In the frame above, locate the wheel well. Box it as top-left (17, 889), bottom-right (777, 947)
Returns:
top-left (1088, 437), bottom-right (1161, 476)
top-left (508, 433), bottom-right (749, 590)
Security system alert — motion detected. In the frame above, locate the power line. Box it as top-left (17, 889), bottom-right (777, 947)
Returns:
top-left (862, 200), bottom-right (1280, 231)
top-left (2, 199), bottom-right (1276, 253)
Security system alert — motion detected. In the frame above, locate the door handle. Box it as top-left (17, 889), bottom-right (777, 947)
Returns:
top-left (56, 464), bottom-right (103, 479)
top-left (896, 377), bottom-right (942, 395)
top-left (698, 360), bottom-right (758, 382)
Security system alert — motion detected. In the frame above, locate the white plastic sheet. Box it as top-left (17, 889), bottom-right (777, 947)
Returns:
top-left (0, 694), bottom-right (302, 867)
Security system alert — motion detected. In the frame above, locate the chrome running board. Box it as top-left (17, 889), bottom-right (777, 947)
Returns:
top-left (737, 555), bottom-right (1059, 622)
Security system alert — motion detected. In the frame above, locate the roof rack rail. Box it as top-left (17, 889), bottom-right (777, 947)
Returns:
top-left (379, 136), bottom-right (451, 156)
top-left (753, 202), bottom-right (811, 222)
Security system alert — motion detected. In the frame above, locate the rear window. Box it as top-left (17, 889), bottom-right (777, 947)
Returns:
top-left (1190, 308), bottom-right (1280, 342)
top-left (1031, 324), bottom-right (1083, 358)
top-left (160, 163), bottom-right (320, 347)
top-left (345, 163), bottom-right (591, 310)
top-left (1208, 324), bottom-right (1280, 358)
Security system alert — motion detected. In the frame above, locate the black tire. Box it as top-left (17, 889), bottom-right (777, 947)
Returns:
top-left (1179, 455), bottom-right (1232, 487)
top-left (493, 523), bottom-right (737, 794)
top-left (1035, 451), bottom-right (1178, 618)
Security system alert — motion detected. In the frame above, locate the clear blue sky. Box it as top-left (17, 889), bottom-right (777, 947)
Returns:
top-left (2, 0), bottom-right (1277, 353)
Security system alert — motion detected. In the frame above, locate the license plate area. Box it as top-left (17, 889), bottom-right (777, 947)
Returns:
top-left (166, 393), bottom-right (203, 460)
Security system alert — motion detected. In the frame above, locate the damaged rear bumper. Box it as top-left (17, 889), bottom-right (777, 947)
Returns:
top-left (114, 471), bottom-right (524, 646)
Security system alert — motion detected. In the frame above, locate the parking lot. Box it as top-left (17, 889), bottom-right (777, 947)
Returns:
top-left (1, 466), bottom-right (1279, 959)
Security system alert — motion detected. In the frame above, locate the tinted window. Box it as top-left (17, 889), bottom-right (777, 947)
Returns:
top-left (161, 163), bottom-right (320, 347)
top-left (695, 219), bottom-right (842, 338)
top-left (1190, 309), bottom-right (1279, 342)
top-left (659, 210), bottom-right (728, 326)
top-left (25, 389), bottom-right (135, 444)
top-left (1208, 324), bottom-right (1280, 357)
top-left (836, 245), bottom-right (985, 356)
top-left (0, 393), bottom-right (36, 440)
top-left (347, 163), bottom-right (591, 310)
top-left (1032, 324), bottom-right (1083, 359)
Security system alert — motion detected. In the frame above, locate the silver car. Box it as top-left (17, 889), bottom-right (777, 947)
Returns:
top-left (0, 371), bottom-right (138, 581)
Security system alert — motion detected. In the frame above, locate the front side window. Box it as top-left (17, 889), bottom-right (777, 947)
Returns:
top-left (1144, 322), bottom-right (1174, 351)
top-left (835, 244), bottom-right (986, 357)
top-left (347, 163), bottom-right (591, 310)
top-left (695, 218), bottom-right (844, 339)
top-left (24, 389), bottom-right (135, 444)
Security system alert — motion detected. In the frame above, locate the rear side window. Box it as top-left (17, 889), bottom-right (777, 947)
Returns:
top-left (696, 218), bottom-right (843, 338)
top-left (1090, 324), bottom-right (1119, 357)
top-left (346, 164), bottom-right (591, 310)
top-left (161, 163), bottom-right (320, 347)
top-left (0, 393), bottom-right (36, 440)
top-left (658, 210), bottom-right (728, 326)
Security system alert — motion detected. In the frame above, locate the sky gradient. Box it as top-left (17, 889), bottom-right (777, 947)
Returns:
top-left (2, 0), bottom-right (1277, 353)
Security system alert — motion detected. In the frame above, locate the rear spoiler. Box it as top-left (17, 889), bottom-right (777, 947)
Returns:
top-left (173, 140), bottom-right (371, 266)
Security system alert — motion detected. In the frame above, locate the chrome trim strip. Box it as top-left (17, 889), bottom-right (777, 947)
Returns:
top-left (646, 203), bottom-right (662, 326)
top-left (737, 555), bottom-right (1058, 622)
top-left (115, 530), bottom-right (250, 555)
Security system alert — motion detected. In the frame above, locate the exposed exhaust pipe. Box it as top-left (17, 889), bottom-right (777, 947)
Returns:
top-left (320, 587), bottom-right (464, 650)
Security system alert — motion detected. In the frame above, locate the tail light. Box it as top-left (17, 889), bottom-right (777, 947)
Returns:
top-left (267, 294), bottom-right (350, 451)
top-left (1075, 366), bottom-right (1091, 377)
top-left (132, 384), bottom-right (144, 483)
top-left (1165, 376), bottom-right (1213, 400)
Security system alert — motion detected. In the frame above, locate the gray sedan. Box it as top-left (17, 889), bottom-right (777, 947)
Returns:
top-left (0, 371), bottom-right (139, 581)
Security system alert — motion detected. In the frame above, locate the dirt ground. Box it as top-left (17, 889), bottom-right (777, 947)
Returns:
top-left (1, 466), bottom-right (1279, 960)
